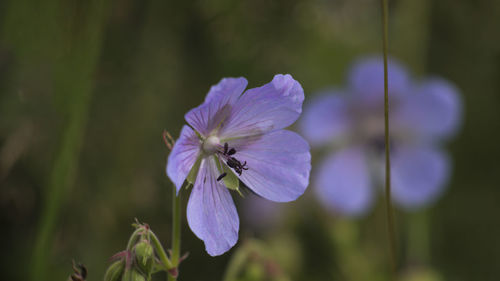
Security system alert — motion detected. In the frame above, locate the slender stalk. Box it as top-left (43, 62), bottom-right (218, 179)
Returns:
top-left (381, 0), bottom-right (397, 275)
top-left (149, 231), bottom-right (174, 270)
top-left (126, 228), bottom-right (144, 250)
top-left (168, 188), bottom-right (182, 281)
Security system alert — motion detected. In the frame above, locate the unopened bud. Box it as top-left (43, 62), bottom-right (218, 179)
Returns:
top-left (103, 260), bottom-right (124, 281)
top-left (134, 240), bottom-right (154, 274)
top-left (121, 268), bottom-right (146, 281)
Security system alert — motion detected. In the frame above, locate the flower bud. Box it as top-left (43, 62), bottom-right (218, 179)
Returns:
top-left (134, 240), bottom-right (154, 274)
top-left (103, 260), bottom-right (124, 281)
top-left (121, 268), bottom-right (146, 281)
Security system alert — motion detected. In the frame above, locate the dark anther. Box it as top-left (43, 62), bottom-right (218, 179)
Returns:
top-left (227, 148), bottom-right (236, 155)
top-left (226, 157), bottom-right (248, 176)
top-left (226, 157), bottom-right (238, 169)
top-left (217, 172), bottom-right (227, 181)
top-left (221, 143), bottom-right (247, 175)
top-left (223, 142), bottom-right (236, 156)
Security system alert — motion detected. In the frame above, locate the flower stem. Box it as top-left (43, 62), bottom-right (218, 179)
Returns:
top-left (168, 187), bottom-right (182, 281)
top-left (149, 231), bottom-right (174, 270)
top-left (126, 228), bottom-right (144, 250)
top-left (381, 0), bottom-right (398, 276)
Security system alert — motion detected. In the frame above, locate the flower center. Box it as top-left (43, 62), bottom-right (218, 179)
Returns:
top-left (201, 138), bottom-right (249, 182)
top-left (202, 135), bottom-right (221, 154)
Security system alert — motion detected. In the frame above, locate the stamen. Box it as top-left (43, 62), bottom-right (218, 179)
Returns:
top-left (218, 143), bottom-right (249, 176)
top-left (217, 172), bottom-right (227, 181)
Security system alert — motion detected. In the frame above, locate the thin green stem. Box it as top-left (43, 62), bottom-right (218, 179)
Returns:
top-left (126, 228), bottom-right (144, 250)
top-left (149, 231), bottom-right (174, 270)
top-left (381, 0), bottom-right (397, 276)
top-left (168, 187), bottom-right (182, 281)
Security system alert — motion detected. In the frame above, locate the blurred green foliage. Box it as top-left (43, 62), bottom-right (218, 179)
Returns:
top-left (1, 0), bottom-right (499, 281)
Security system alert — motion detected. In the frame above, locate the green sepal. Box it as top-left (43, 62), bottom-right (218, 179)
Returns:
top-left (186, 155), bottom-right (202, 186)
top-left (103, 260), bottom-right (124, 281)
top-left (121, 268), bottom-right (146, 281)
top-left (214, 156), bottom-right (242, 196)
top-left (134, 241), bottom-right (154, 275)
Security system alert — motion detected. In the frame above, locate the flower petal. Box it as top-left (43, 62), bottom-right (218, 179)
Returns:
top-left (299, 91), bottom-right (351, 146)
top-left (219, 74), bottom-right (304, 139)
top-left (231, 130), bottom-right (311, 202)
top-left (185, 77), bottom-right (248, 136)
top-left (315, 147), bottom-right (373, 216)
top-left (393, 77), bottom-right (462, 141)
top-left (391, 145), bottom-right (450, 210)
top-left (167, 125), bottom-right (201, 193)
top-left (186, 156), bottom-right (239, 256)
top-left (348, 56), bottom-right (411, 105)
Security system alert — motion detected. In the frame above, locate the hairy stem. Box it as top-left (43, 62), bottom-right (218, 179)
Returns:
top-left (126, 228), bottom-right (144, 250)
top-left (168, 188), bottom-right (182, 281)
top-left (149, 231), bottom-right (174, 270)
top-left (381, 0), bottom-right (398, 276)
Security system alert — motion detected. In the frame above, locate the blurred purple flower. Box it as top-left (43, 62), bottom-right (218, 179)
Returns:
top-left (167, 75), bottom-right (311, 256)
top-left (300, 56), bottom-right (462, 216)
top-left (242, 193), bottom-right (286, 231)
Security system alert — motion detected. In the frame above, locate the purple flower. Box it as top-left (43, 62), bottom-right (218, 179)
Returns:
top-left (167, 75), bottom-right (311, 255)
top-left (241, 193), bottom-right (286, 231)
top-left (300, 56), bottom-right (462, 216)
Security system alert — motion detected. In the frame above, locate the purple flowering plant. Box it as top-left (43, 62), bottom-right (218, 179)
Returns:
top-left (300, 56), bottom-right (462, 216)
top-left (167, 74), bottom-right (311, 256)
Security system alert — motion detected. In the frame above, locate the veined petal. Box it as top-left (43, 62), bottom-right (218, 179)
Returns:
top-left (230, 130), bottom-right (311, 202)
top-left (219, 74), bottom-right (304, 139)
top-left (315, 147), bottom-right (373, 217)
top-left (185, 77), bottom-right (248, 136)
top-left (390, 145), bottom-right (450, 210)
top-left (186, 156), bottom-right (239, 256)
top-left (348, 56), bottom-right (410, 105)
top-left (167, 125), bottom-right (201, 193)
top-left (393, 77), bottom-right (462, 141)
top-left (299, 91), bottom-right (351, 146)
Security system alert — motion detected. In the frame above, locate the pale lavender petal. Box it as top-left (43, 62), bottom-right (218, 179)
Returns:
top-left (315, 147), bottom-right (373, 216)
top-left (299, 91), bottom-right (351, 146)
top-left (393, 77), bottom-right (462, 141)
top-left (167, 125), bottom-right (201, 193)
top-left (219, 74), bottom-right (304, 139)
top-left (186, 156), bottom-right (239, 256)
top-left (348, 56), bottom-right (411, 105)
top-left (391, 145), bottom-right (450, 210)
top-left (185, 77), bottom-right (248, 136)
top-left (230, 130), bottom-right (311, 202)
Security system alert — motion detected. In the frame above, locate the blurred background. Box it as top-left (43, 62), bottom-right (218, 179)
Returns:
top-left (1, 0), bottom-right (499, 280)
